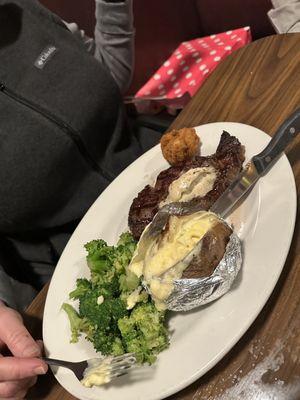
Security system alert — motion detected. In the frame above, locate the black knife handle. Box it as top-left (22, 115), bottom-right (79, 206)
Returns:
top-left (252, 108), bottom-right (300, 174)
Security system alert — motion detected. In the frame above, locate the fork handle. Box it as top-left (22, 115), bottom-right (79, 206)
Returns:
top-left (41, 357), bottom-right (75, 370)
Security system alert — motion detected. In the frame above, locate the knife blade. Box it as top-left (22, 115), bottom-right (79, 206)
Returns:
top-left (210, 108), bottom-right (300, 218)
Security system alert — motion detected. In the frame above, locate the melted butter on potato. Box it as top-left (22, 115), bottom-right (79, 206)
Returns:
top-left (129, 211), bottom-right (219, 310)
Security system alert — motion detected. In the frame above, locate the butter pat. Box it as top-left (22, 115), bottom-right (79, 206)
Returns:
top-left (160, 166), bottom-right (216, 206)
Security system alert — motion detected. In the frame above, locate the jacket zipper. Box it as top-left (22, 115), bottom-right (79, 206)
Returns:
top-left (0, 82), bottom-right (114, 181)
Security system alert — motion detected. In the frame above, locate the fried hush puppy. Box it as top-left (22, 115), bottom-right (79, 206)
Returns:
top-left (160, 127), bottom-right (200, 166)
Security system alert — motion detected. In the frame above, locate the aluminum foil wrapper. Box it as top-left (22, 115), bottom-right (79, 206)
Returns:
top-left (165, 231), bottom-right (242, 311)
top-left (131, 203), bottom-right (243, 313)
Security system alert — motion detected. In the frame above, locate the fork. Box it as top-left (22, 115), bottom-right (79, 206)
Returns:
top-left (42, 353), bottom-right (136, 382)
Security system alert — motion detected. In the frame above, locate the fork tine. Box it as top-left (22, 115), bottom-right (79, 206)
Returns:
top-left (110, 370), bottom-right (130, 379)
top-left (110, 353), bottom-right (136, 363)
top-left (111, 357), bottom-right (136, 367)
top-left (110, 363), bottom-right (134, 373)
top-left (108, 354), bottom-right (136, 381)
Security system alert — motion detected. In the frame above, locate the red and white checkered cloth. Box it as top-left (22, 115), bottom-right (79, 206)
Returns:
top-left (135, 27), bottom-right (252, 101)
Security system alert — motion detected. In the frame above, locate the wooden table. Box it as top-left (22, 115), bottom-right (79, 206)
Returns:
top-left (26, 33), bottom-right (300, 400)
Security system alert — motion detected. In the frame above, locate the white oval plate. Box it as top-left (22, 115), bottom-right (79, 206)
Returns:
top-left (43, 122), bottom-right (297, 400)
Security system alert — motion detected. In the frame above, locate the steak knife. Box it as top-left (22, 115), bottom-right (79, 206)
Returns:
top-left (210, 108), bottom-right (300, 218)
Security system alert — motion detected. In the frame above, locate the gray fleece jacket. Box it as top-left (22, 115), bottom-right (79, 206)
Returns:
top-left (0, 0), bottom-right (137, 310)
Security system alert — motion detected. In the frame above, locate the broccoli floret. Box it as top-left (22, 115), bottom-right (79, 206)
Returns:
top-left (78, 287), bottom-right (128, 354)
top-left (119, 271), bottom-right (140, 292)
top-left (78, 290), bottom-right (108, 327)
top-left (94, 274), bottom-right (120, 299)
top-left (91, 330), bottom-right (115, 355)
top-left (132, 303), bottom-right (167, 343)
top-left (120, 287), bottom-right (149, 310)
top-left (89, 299), bottom-right (127, 355)
top-left (109, 298), bottom-right (128, 322)
top-left (118, 315), bottom-right (136, 340)
top-left (69, 278), bottom-right (91, 300)
top-left (92, 330), bottom-right (125, 356)
top-left (79, 288), bottom-right (127, 323)
top-left (84, 233), bottom-right (136, 286)
top-left (111, 337), bottom-right (125, 355)
top-left (85, 239), bottom-right (114, 260)
top-left (138, 290), bottom-right (149, 303)
top-left (62, 303), bottom-right (94, 343)
top-left (114, 234), bottom-right (137, 273)
top-left (117, 232), bottom-right (136, 248)
top-left (125, 338), bottom-right (157, 365)
top-left (84, 239), bottom-right (116, 284)
top-left (118, 303), bottom-right (169, 364)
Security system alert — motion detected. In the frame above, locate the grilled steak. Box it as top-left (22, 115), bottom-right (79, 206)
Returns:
top-left (128, 131), bottom-right (245, 240)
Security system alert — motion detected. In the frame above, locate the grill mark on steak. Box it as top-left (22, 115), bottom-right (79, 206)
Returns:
top-left (128, 131), bottom-right (245, 240)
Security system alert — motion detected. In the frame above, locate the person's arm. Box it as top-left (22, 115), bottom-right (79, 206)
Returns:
top-left (65, 0), bottom-right (134, 94)
top-left (268, 0), bottom-right (300, 33)
top-left (94, 0), bottom-right (134, 93)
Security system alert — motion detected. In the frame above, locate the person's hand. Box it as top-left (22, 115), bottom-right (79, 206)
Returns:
top-left (0, 300), bottom-right (48, 399)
